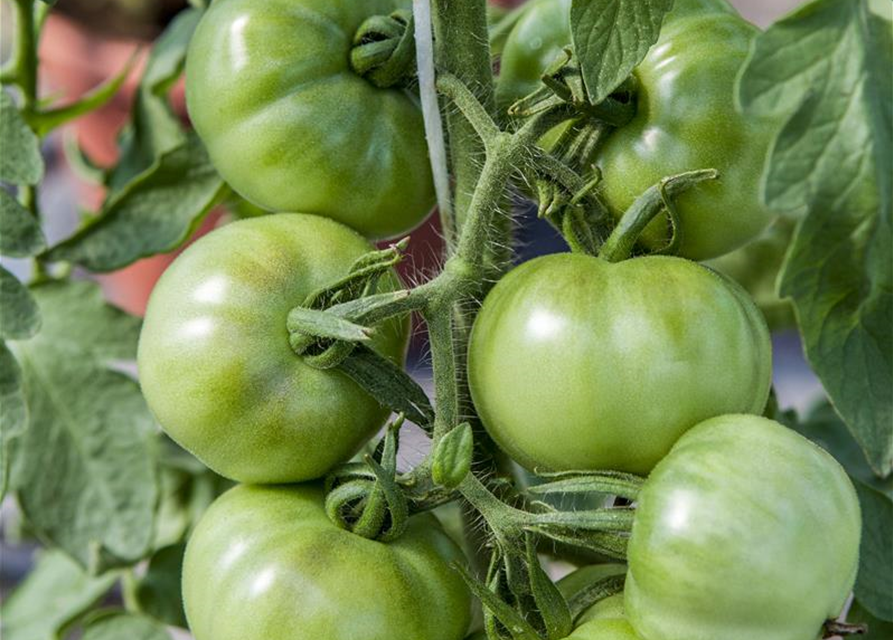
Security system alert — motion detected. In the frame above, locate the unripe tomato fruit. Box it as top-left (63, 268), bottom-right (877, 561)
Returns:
top-left (138, 214), bottom-right (409, 483)
top-left (467, 252), bottom-right (771, 475)
top-left (626, 415), bottom-right (861, 640)
top-left (497, 0), bottom-right (777, 260)
top-left (185, 0), bottom-right (434, 239)
top-left (183, 484), bottom-right (472, 640)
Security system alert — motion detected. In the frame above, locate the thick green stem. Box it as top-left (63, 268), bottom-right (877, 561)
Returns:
top-left (424, 305), bottom-right (458, 442)
top-left (431, 0), bottom-right (495, 241)
top-left (12, 0), bottom-right (38, 114)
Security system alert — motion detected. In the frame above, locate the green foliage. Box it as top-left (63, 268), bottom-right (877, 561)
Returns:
top-left (0, 550), bottom-right (117, 640)
top-left (8, 281), bottom-right (158, 572)
top-left (0, 90), bottom-right (43, 185)
top-left (81, 613), bottom-right (172, 640)
top-left (739, 0), bottom-right (893, 477)
top-left (789, 401), bottom-right (893, 622)
top-left (570, 0), bottom-right (674, 104)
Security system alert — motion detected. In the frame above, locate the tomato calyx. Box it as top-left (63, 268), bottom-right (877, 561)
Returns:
top-left (288, 237), bottom-right (410, 364)
top-left (509, 48), bottom-right (637, 129)
top-left (325, 417), bottom-right (410, 541)
top-left (599, 168), bottom-right (719, 262)
top-left (350, 9), bottom-right (417, 89)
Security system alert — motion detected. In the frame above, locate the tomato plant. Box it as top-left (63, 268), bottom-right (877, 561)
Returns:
top-left (1, 0), bottom-right (887, 639)
top-left (138, 214), bottom-right (409, 483)
top-left (185, 0), bottom-right (434, 239)
top-left (626, 415), bottom-right (862, 640)
top-left (467, 252), bottom-right (772, 474)
top-left (183, 483), bottom-right (472, 640)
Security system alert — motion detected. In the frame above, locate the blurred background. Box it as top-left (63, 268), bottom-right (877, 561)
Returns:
top-left (0, 0), bottom-right (811, 637)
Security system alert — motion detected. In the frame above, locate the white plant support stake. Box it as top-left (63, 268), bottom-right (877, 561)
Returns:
top-left (413, 0), bottom-right (453, 238)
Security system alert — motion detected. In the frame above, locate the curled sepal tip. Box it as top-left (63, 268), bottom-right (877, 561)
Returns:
top-left (324, 417), bottom-right (409, 542)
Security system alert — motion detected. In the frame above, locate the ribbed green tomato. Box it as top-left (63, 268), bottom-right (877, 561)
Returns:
top-left (183, 484), bottom-right (472, 640)
top-left (596, 0), bottom-right (776, 259)
top-left (185, 0), bottom-right (433, 239)
top-left (138, 214), bottom-right (409, 483)
top-left (467, 253), bottom-right (771, 475)
top-left (557, 565), bottom-right (640, 640)
top-left (626, 415), bottom-right (862, 640)
top-left (497, 0), bottom-right (776, 260)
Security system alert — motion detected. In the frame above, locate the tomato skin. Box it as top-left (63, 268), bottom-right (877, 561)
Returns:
top-left (626, 415), bottom-right (861, 640)
top-left (497, 0), bottom-right (775, 260)
top-left (137, 214), bottom-right (409, 484)
top-left (496, 0), bottom-right (571, 110)
top-left (185, 0), bottom-right (434, 240)
top-left (183, 484), bottom-right (472, 640)
top-left (467, 253), bottom-right (771, 475)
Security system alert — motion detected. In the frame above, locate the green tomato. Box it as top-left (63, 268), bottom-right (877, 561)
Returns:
top-left (183, 483), bottom-right (472, 640)
top-left (568, 595), bottom-right (641, 640)
top-left (626, 415), bottom-right (862, 640)
top-left (497, 0), bottom-right (776, 260)
top-left (467, 252), bottom-right (771, 475)
top-left (186, 0), bottom-right (434, 239)
top-left (496, 0), bottom-right (571, 110)
top-left (557, 565), bottom-right (640, 640)
top-left (138, 214), bottom-right (409, 483)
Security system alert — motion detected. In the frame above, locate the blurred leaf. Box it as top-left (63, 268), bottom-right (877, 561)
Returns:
top-left (106, 7), bottom-right (203, 197)
top-left (127, 544), bottom-right (187, 628)
top-left (26, 53), bottom-right (137, 137)
top-left (0, 189), bottom-right (45, 256)
top-left (0, 341), bottom-right (26, 500)
top-left (44, 133), bottom-right (225, 272)
top-left (0, 549), bottom-right (117, 640)
top-left (789, 401), bottom-right (893, 621)
top-left (0, 266), bottom-right (40, 339)
top-left (854, 483), bottom-right (893, 621)
top-left (152, 438), bottom-right (229, 551)
top-left (8, 281), bottom-right (158, 572)
top-left (81, 613), bottom-right (172, 640)
top-left (739, 0), bottom-right (893, 476)
top-left (0, 89), bottom-right (43, 185)
top-left (570, 0), bottom-right (673, 104)
top-left (848, 599), bottom-right (893, 636)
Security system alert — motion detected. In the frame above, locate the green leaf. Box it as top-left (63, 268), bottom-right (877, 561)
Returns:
top-left (0, 549), bottom-right (117, 640)
top-left (0, 89), bottom-right (43, 185)
top-left (287, 307), bottom-right (374, 345)
top-left (570, 0), bottom-right (674, 105)
top-left (338, 345), bottom-right (435, 429)
top-left (8, 280), bottom-right (158, 572)
top-left (152, 439), bottom-right (229, 551)
top-left (26, 53), bottom-right (137, 138)
top-left (739, 0), bottom-right (893, 476)
top-left (128, 544), bottom-right (188, 627)
top-left (848, 599), bottom-right (893, 636)
top-left (82, 613), bottom-right (172, 640)
top-left (0, 189), bottom-right (45, 256)
top-left (0, 341), bottom-right (26, 501)
top-left (0, 266), bottom-right (40, 339)
top-left (789, 402), bottom-right (893, 621)
top-left (854, 482), bottom-right (893, 621)
top-left (105, 8), bottom-right (203, 197)
top-left (44, 133), bottom-right (225, 272)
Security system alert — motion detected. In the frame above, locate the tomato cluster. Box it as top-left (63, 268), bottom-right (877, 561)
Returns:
top-left (133, 0), bottom-right (863, 639)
